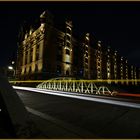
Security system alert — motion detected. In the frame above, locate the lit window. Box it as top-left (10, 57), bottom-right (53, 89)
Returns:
top-left (107, 73), bottom-right (110, 78)
top-left (86, 36), bottom-right (89, 40)
top-left (65, 55), bottom-right (70, 63)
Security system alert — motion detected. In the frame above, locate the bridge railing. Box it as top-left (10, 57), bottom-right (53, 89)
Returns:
top-left (36, 80), bottom-right (116, 96)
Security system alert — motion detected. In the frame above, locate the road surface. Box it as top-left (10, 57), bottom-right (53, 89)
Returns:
top-left (14, 86), bottom-right (140, 138)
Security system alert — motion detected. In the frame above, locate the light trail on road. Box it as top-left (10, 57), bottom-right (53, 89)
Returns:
top-left (13, 86), bottom-right (140, 109)
top-left (117, 93), bottom-right (140, 97)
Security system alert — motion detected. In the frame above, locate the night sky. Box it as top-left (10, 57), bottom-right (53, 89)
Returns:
top-left (0, 1), bottom-right (140, 67)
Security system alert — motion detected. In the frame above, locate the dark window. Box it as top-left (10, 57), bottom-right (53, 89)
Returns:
top-left (97, 68), bottom-right (100, 71)
top-left (36, 45), bottom-right (39, 60)
top-left (57, 55), bottom-right (62, 61)
top-left (85, 64), bottom-right (88, 69)
top-left (57, 38), bottom-right (63, 46)
top-left (37, 36), bottom-right (40, 41)
top-left (30, 48), bottom-right (33, 63)
top-left (85, 47), bottom-right (88, 51)
top-left (30, 41), bottom-right (33, 45)
top-left (66, 49), bottom-right (70, 55)
top-left (85, 52), bottom-right (88, 57)
top-left (66, 62), bottom-right (70, 64)
top-left (66, 27), bottom-right (71, 34)
top-left (24, 68), bottom-right (26, 74)
top-left (25, 52), bottom-right (28, 64)
top-left (85, 58), bottom-right (88, 63)
top-left (35, 64), bottom-right (38, 72)
top-left (58, 46), bottom-right (62, 51)
top-left (57, 65), bottom-right (61, 74)
top-left (66, 70), bottom-right (69, 76)
top-left (66, 42), bottom-right (70, 47)
top-left (85, 39), bottom-right (89, 45)
top-left (67, 35), bottom-right (71, 41)
top-left (29, 66), bottom-right (32, 73)
top-left (25, 45), bottom-right (27, 49)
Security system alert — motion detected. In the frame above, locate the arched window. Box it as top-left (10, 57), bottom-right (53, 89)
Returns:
top-left (29, 66), bottom-right (32, 73)
top-left (66, 70), bottom-right (69, 76)
top-left (35, 64), bottom-right (38, 72)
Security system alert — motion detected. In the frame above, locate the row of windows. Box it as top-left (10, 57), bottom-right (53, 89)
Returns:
top-left (24, 35), bottom-right (41, 46)
top-left (24, 45), bottom-right (40, 65)
top-left (56, 38), bottom-right (64, 46)
top-left (23, 64), bottom-right (38, 74)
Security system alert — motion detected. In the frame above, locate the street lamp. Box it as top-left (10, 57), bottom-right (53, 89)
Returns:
top-left (8, 66), bottom-right (13, 70)
top-left (8, 66), bottom-right (15, 80)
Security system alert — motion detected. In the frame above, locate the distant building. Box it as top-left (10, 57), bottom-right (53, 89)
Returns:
top-left (16, 10), bottom-right (140, 85)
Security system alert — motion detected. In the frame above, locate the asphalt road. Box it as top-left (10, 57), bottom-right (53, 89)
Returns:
top-left (15, 87), bottom-right (140, 138)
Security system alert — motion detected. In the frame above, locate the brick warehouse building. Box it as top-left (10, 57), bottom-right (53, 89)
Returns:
top-left (16, 10), bottom-right (140, 85)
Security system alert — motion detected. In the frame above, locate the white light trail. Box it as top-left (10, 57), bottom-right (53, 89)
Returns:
top-left (13, 86), bottom-right (140, 109)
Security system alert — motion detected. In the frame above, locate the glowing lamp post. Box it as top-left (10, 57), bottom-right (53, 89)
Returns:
top-left (8, 66), bottom-right (13, 70)
top-left (7, 66), bottom-right (15, 80)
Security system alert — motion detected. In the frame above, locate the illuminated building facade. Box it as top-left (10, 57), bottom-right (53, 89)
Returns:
top-left (16, 10), bottom-right (140, 85)
top-left (95, 41), bottom-right (102, 80)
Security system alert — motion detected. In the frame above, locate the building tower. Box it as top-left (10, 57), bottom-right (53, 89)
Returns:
top-left (83, 33), bottom-right (90, 79)
top-left (125, 60), bottom-right (129, 85)
top-left (96, 41), bottom-right (102, 79)
top-left (63, 20), bottom-right (73, 76)
top-left (131, 65), bottom-right (134, 85)
top-left (113, 50), bottom-right (118, 84)
top-left (134, 67), bottom-right (137, 85)
top-left (120, 57), bottom-right (124, 84)
top-left (18, 10), bottom-right (54, 80)
top-left (106, 46), bottom-right (111, 83)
